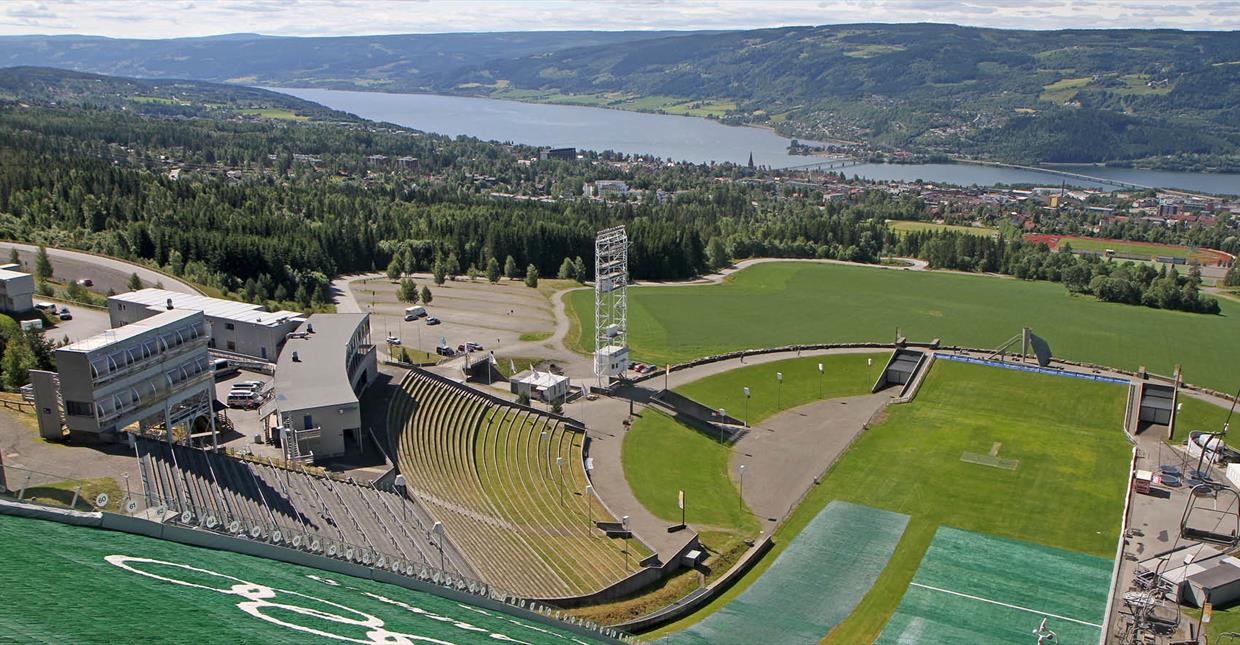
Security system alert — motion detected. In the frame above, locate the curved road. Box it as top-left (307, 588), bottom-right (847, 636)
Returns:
top-left (0, 242), bottom-right (199, 295)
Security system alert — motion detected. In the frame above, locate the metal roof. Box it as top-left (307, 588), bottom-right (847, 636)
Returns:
top-left (61, 309), bottom-right (202, 354)
top-left (110, 289), bottom-right (303, 327)
top-left (273, 313), bottom-right (369, 413)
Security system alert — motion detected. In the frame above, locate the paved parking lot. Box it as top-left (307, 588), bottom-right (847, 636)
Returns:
top-left (212, 371), bottom-right (280, 458)
top-left (38, 304), bottom-right (111, 346)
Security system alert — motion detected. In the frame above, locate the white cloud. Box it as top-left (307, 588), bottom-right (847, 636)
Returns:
top-left (0, 0), bottom-right (1237, 37)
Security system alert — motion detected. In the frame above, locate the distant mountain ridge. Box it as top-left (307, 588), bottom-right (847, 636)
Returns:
top-left (3, 25), bottom-right (1238, 167)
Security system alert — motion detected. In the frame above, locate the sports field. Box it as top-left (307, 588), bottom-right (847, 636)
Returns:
top-left (1025, 234), bottom-right (1231, 264)
top-left (656, 359), bottom-right (1130, 641)
top-left (876, 527), bottom-right (1112, 644)
top-left (887, 220), bottom-right (998, 237)
top-left (1176, 395), bottom-right (1236, 436)
top-left (673, 352), bottom-right (890, 426)
top-left (622, 410), bottom-right (757, 533)
top-left (568, 261), bottom-right (1240, 390)
top-left (0, 513), bottom-right (600, 645)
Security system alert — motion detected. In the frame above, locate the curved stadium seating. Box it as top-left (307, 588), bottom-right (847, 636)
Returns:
top-left (392, 370), bottom-right (633, 598)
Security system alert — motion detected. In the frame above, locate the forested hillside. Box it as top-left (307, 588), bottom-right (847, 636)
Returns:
top-left (449, 24), bottom-right (1240, 167)
top-left (3, 25), bottom-right (1237, 167)
top-left (0, 68), bottom-right (894, 311)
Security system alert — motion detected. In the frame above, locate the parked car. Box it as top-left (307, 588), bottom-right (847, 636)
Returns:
top-left (403, 306), bottom-right (426, 321)
top-left (386, 335), bottom-right (402, 345)
top-left (435, 346), bottom-right (455, 357)
top-left (57, 307), bottom-right (72, 320)
top-left (233, 380), bottom-right (266, 393)
top-left (464, 341), bottom-right (484, 352)
top-left (425, 316), bottom-right (441, 325)
top-left (76, 278), bottom-right (93, 287)
top-left (35, 302), bottom-right (55, 311)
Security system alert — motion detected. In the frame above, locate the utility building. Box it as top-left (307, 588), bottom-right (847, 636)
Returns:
top-left (510, 369), bottom-right (570, 403)
top-left (30, 309), bottom-right (215, 444)
top-left (266, 313), bottom-right (377, 462)
top-left (0, 263), bottom-right (34, 313)
top-left (109, 288), bottom-right (303, 362)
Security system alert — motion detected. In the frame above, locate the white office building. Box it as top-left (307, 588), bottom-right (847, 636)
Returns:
top-left (109, 289), bottom-right (303, 362)
top-left (30, 309), bottom-right (215, 444)
top-left (265, 313), bottom-right (377, 462)
top-left (0, 263), bottom-right (35, 314)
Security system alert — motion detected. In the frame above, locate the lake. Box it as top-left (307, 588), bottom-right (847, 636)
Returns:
top-left (273, 87), bottom-right (1240, 195)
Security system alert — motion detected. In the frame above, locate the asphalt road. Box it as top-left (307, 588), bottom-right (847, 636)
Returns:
top-left (0, 242), bottom-right (198, 297)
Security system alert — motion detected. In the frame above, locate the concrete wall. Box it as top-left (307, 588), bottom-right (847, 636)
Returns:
top-left (206, 319), bottom-right (293, 362)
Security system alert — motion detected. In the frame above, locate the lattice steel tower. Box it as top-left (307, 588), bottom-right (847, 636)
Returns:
top-left (594, 226), bottom-right (630, 380)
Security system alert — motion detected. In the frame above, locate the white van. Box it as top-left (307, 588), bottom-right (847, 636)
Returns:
top-left (226, 390), bottom-right (261, 409)
top-left (404, 306), bottom-right (426, 321)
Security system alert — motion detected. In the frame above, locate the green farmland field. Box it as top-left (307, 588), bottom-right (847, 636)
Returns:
top-left (569, 261), bottom-right (1240, 391)
top-left (656, 359), bottom-right (1130, 641)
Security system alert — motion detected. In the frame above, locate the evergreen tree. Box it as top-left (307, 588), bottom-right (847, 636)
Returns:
top-left (1225, 266), bottom-right (1240, 287)
top-left (486, 256), bottom-right (501, 284)
top-left (398, 278), bottom-right (419, 303)
top-left (557, 257), bottom-right (574, 280)
top-left (7, 248), bottom-right (19, 267)
top-left (504, 255), bottom-right (519, 280)
top-left (420, 285), bottom-right (433, 305)
top-left (525, 264), bottom-right (539, 288)
top-left (2, 339), bottom-right (34, 391)
top-left (432, 261), bottom-right (447, 285)
top-left (445, 253), bottom-right (460, 280)
top-left (386, 257), bottom-right (402, 281)
top-left (34, 245), bottom-right (53, 280)
top-left (127, 272), bottom-right (142, 291)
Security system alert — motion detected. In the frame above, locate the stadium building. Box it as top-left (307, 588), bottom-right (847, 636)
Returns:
top-left (108, 288), bottom-right (303, 362)
top-left (29, 309), bottom-right (215, 444)
top-left (264, 313), bottom-right (377, 462)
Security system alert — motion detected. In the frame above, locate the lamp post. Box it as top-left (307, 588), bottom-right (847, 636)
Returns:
top-left (556, 456), bottom-right (565, 507)
top-left (718, 408), bottom-right (726, 444)
top-left (622, 515), bottom-right (631, 571)
top-left (776, 371), bottom-right (783, 409)
top-left (738, 464), bottom-right (746, 509)
top-left (867, 357), bottom-right (873, 386)
top-left (743, 387), bottom-right (750, 427)
top-left (817, 362), bottom-right (824, 399)
top-left (432, 521), bottom-right (445, 574)
top-left (585, 484), bottom-right (594, 536)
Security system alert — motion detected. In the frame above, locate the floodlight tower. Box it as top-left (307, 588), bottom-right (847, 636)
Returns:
top-left (594, 225), bottom-right (630, 382)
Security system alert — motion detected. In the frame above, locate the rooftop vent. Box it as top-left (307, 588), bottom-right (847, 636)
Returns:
top-left (307, 323), bottom-right (315, 333)
top-left (291, 351), bottom-right (300, 362)
top-left (165, 298), bottom-right (173, 310)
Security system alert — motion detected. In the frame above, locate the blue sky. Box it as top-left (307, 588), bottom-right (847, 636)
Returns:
top-left (2, 1), bottom-right (1238, 38)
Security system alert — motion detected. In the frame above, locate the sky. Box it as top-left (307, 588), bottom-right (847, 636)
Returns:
top-left (1, 0), bottom-right (1238, 38)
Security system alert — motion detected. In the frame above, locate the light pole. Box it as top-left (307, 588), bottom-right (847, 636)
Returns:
top-left (621, 515), bottom-right (630, 571)
top-left (867, 357), bottom-right (873, 387)
top-left (718, 408), bottom-right (726, 444)
top-left (818, 362), bottom-right (824, 398)
top-left (743, 387), bottom-right (750, 427)
top-left (556, 456), bottom-right (565, 507)
top-left (739, 464), bottom-right (745, 509)
top-left (776, 371), bottom-right (783, 409)
top-left (585, 484), bottom-right (594, 536)
top-left (432, 521), bottom-right (445, 574)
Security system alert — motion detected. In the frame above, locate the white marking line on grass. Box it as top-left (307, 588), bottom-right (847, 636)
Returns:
top-left (908, 582), bottom-right (1102, 629)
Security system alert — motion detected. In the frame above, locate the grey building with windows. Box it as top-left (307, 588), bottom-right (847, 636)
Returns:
top-left (30, 309), bottom-right (214, 444)
top-left (265, 313), bottom-right (377, 462)
top-left (108, 289), bottom-right (303, 362)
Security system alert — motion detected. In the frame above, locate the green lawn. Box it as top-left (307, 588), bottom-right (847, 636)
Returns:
top-left (887, 220), bottom-right (998, 237)
top-left (568, 261), bottom-right (1240, 391)
top-left (674, 352), bottom-right (890, 426)
top-left (1177, 395), bottom-right (1235, 436)
top-left (622, 410), bottom-right (758, 535)
top-left (655, 359), bottom-right (1130, 640)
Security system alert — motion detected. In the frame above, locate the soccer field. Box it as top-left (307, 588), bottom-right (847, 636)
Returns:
top-left (568, 261), bottom-right (1240, 390)
top-left (0, 513), bottom-right (601, 645)
top-left (1026, 234), bottom-right (1228, 264)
